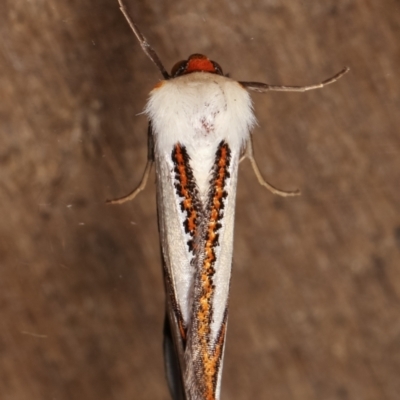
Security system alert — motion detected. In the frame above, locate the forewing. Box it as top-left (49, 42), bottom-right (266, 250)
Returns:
top-left (185, 141), bottom-right (240, 400)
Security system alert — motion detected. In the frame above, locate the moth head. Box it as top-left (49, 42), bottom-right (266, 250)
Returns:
top-left (171, 54), bottom-right (224, 77)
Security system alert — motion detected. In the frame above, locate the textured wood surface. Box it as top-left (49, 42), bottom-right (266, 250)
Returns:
top-left (1, 0), bottom-right (399, 399)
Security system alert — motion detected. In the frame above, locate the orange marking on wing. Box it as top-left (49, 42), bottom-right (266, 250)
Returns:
top-left (195, 144), bottom-right (230, 399)
top-left (174, 145), bottom-right (198, 240)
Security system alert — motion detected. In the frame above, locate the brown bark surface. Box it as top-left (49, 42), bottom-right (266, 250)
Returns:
top-left (1, 1), bottom-right (399, 399)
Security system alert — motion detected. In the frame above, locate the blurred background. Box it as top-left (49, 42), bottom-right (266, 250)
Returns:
top-left (1, 0), bottom-right (399, 399)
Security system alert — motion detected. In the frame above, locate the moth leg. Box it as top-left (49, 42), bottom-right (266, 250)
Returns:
top-left (106, 160), bottom-right (153, 204)
top-left (245, 137), bottom-right (301, 197)
top-left (106, 125), bottom-right (155, 205)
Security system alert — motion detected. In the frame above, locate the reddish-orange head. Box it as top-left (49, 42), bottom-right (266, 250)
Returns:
top-left (171, 54), bottom-right (223, 77)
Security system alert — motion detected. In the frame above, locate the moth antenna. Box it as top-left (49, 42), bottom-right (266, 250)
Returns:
top-left (118, 0), bottom-right (170, 79)
top-left (240, 66), bottom-right (349, 93)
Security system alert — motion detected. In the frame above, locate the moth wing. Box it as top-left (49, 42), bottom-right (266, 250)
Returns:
top-left (184, 144), bottom-right (241, 400)
top-left (155, 144), bottom-right (198, 398)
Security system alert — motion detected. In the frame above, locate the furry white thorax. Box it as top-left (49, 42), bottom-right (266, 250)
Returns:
top-left (146, 72), bottom-right (256, 199)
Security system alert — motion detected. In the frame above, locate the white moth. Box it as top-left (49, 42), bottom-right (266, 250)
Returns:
top-left (109, 1), bottom-right (349, 399)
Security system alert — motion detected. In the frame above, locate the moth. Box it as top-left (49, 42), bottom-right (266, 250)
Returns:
top-left (108, 1), bottom-right (349, 399)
